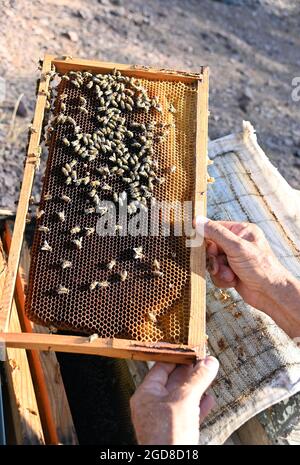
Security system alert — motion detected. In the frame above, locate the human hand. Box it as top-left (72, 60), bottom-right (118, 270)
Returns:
top-left (130, 356), bottom-right (219, 445)
top-left (196, 217), bottom-right (300, 338)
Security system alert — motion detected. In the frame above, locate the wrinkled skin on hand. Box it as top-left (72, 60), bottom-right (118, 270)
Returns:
top-left (130, 357), bottom-right (219, 445)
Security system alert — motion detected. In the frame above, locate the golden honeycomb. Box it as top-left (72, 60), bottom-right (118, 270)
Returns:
top-left (25, 70), bottom-right (198, 344)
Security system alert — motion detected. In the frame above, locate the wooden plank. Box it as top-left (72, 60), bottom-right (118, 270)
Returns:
top-left (0, 241), bottom-right (45, 444)
top-left (0, 374), bottom-right (5, 444)
top-left (51, 54), bottom-right (203, 83)
top-left (188, 69), bottom-right (209, 355)
top-left (0, 56), bottom-right (52, 333)
top-left (2, 226), bottom-right (59, 444)
top-left (17, 236), bottom-right (78, 445)
top-left (0, 333), bottom-right (198, 364)
top-left (2, 55), bottom-right (208, 364)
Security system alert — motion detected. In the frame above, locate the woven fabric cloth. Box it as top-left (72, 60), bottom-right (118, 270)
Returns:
top-left (200, 122), bottom-right (300, 444)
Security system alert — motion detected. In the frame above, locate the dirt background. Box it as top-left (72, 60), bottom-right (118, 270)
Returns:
top-left (1, 0), bottom-right (300, 445)
top-left (0, 0), bottom-right (300, 208)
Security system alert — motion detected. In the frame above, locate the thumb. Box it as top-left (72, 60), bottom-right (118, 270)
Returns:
top-left (196, 217), bottom-right (243, 256)
top-left (180, 356), bottom-right (219, 401)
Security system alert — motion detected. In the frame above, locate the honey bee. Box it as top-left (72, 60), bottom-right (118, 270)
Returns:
top-left (133, 247), bottom-right (144, 259)
top-left (89, 281), bottom-right (99, 291)
top-left (44, 193), bottom-right (53, 201)
top-left (60, 194), bottom-right (71, 204)
top-left (49, 325), bottom-right (58, 334)
top-left (99, 281), bottom-right (109, 288)
top-left (56, 211), bottom-right (65, 222)
top-left (102, 183), bottom-right (112, 191)
top-left (84, 227), bottom-right (95, 236)
top-left (147, 311), bottom-right (157, 323)
top-left (28, 124), bottom-right (37, 134)
top-left (97, 206), bottom-right (108, 216)
top-left (71, 237), bottom-right (83, 250)
top-left (119, 270), bottom-right (128, 282)
top-left (93, 194), bottom-right (100, 205)
top-left (36, 209), bottom-right (45, 219)
top-left (169, 103), bottom-right (176, 113)
top-left (107, 260), bottom-right (116, 271)
top-left (38, 226), bottom-right (50, 233)
top-left (70, 226), bottom-right (81, 235)
top-left (79, 106), bottom-right (88, 114)
top-left (71, 80), bottom-right (80, 88)
top-left (66, 116), bottom-right (76, 126)
top-left (89, 333), bottom-right (99, 342)
top-left (96, 166), bottom-right (110, 176)
top-left (60, 259), bottom-right (72, 270)
top-left (79, 96), bottom-right (87, 106)
top-left (84, 207), bottom-right (95, 215)
top-left (62, 138), bottom-right (70, 146)
top-left (152, 270), bottom-right (163, 278)
top-left (152, 259), bottom-right (160, 270)
top-left (88, 189), bottom-right (97, 198)
top-left (90, 180), bottom-right (101, 187)
top-left (57, 285), bottom-right (69, 295)
top-left (62, 167), bottom-right (69, 177)
top-left (41, 240), bottom-right (52, 252)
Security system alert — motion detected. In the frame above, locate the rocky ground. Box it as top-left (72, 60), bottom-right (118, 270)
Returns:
top-left (0, 0), bottom-right (300, 208)
top-left (1, 0), bottom-right (300, 444)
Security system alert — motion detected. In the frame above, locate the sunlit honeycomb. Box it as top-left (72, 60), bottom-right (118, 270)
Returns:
top-left (25, 69), bottom-right (199, 344)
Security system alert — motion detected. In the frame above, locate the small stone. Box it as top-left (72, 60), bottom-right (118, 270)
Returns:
top-left (16, 98), bottom-right (28, 117)
top-left (238, 87), bottom-right (253, 113)
top-left (293, 149), bottom-right (300, 158)
top-left (4, 177), bottom-right (14, 188)
top-left (109, 7), bottom-right (125, 16)
top-left (284, 137), bottom-right (294, 147)
top-left (63, 31), bottom-right (79, 42)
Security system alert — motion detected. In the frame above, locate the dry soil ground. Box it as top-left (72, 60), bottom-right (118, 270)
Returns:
top-left (1, 0), bottom-right (300, 445)
top-left (0, 0), bottom-right (300, 209)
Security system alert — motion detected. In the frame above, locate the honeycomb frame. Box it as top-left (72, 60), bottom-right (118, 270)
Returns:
top-left (1, 55), bottom-right (209, 364)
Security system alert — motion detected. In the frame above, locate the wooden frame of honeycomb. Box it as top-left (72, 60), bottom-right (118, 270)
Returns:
top-left (0, 55), bottom-right (209, 364)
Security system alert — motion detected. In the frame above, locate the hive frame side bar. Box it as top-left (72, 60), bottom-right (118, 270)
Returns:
top-left (2, 224), bottom-right (60, 444)
top-left (0, 333), bottom-right (198, 365)
top-left (0, 56), bottom-right (52, 333)
top-left (187, 68), bottom-right (209, 356)
top-left (51, 55), bottom-right (203, 83)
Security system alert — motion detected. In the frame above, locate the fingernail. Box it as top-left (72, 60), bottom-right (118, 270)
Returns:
top-left (195, 216), bottom-right (210, 235)
top-left (196, 215), bottom-right (209, 226)
top-left (220, 267), bottom-right (235, 282)
top-left (207, 255), bottom-right (218, 275)
top-left (203, 356), bottom-right (219, 370)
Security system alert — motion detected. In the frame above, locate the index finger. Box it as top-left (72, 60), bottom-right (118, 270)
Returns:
top-left (196, 218), bottom-right (243, 257)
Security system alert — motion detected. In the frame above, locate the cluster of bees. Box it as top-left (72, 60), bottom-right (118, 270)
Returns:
top-left (38, 67), bottom-right (176, 296)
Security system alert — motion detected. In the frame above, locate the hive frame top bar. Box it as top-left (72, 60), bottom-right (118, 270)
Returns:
top-left (51, 54), bottom-right (206, 83)
top-left (0, 54), bottom-right (209, 364)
